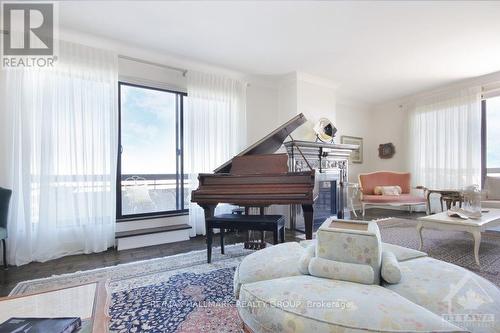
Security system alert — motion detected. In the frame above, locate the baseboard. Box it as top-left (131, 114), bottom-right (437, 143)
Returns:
top-left (116, 229), bottom-right (190, 251)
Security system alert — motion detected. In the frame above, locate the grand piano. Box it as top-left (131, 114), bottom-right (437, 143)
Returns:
top-left (191, 113), bottom-right (318, 239)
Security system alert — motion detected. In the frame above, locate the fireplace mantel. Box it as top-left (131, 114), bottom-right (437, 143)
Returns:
top-left (284, 140), bottom-right (359, 233)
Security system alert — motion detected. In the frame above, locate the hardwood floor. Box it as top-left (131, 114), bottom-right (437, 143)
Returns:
top-left (0, 208), bottom-right (422, 296)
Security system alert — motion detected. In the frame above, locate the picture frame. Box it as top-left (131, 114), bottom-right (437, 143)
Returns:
top-left (378, 142), bottom-right (395, 159)
top-left (340, 135), bottom-right (363, 163)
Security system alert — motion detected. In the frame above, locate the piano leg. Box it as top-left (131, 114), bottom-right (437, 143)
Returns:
top-left (206, 225), bottom-right (213, 263)
top-left (202, 205), bottom-right (216, 263)
top-left (220, 228), bottom-right (225, 255)
top-left (302, 204), bottom-right (314, 240)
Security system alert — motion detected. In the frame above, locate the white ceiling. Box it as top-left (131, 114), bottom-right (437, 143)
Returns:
top-left (60, 1), bottom-right (500, 104)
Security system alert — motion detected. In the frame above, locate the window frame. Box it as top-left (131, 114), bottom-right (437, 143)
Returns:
top-left (481, 97), bottom-right (500, 188)
top-left (116, 81), bottom-right (188, 221)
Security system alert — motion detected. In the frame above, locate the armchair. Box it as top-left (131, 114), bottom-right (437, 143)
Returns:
top-left (0, 187), bottom-right (12, 269)
top-left (358, 171), bottom-right (427, 216)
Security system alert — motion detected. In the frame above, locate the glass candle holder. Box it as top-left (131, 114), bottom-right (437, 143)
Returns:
top-left (462, 184), bottom-right (482, 215)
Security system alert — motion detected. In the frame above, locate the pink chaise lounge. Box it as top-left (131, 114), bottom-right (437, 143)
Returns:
top-left (358, 171), bottom-right (427, 216)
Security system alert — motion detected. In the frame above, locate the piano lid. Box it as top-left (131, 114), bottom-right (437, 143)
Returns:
top-left (214, 113), bottom-right (307, 173)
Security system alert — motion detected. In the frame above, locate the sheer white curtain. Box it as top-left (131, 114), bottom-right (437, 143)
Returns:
top-left (408, 87), bottom-right (481, 190)
top-left (185, 71), bottom-right (247, 236)
top-left (1, 41), bottom-right (118, 265)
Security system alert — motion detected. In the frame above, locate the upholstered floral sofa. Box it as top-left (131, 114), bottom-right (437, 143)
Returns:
top-left (234, 219), bottom-right (500, 333)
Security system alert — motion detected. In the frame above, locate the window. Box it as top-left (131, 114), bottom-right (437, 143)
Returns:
top-left (117, 82), bottom-right (188, 219)
top-left (483, 96), bottom-right (500, 179)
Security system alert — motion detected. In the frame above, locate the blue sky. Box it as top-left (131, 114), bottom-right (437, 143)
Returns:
top-left (487, 96), bottom-right (500, 169)
top-left (121, 85), bottom-right (177, 175)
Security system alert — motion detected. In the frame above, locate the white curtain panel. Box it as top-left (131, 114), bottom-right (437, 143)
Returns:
top-left (1, 41), bottom-right (118, 265)
top-left (185, 71), bottom-right (247, 236)
top-left (408, 87), bottom-right (481, 190)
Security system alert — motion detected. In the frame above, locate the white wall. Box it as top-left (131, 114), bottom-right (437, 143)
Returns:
top-left (245, 76), bottom-right (281, 143)
top-left (277, 73), bottom-right (298, 124)
top-left (335, 95), bottom-right (374, 183)
top-left (274, 72), bottom-right (339, 141)
top-left (367, 101), bottom-right (409, 173)
top-left (295, 73), bottom-right (337, 141)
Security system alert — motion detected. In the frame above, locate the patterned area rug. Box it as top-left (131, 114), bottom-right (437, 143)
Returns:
top-left (10, 245), bottom-right (251, 333)
top-left (378, 218), bottom-right (500, 286)
top-left (10, 219), bottom-right (500, 332)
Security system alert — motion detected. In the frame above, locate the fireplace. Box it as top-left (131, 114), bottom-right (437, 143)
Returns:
top-left (284, 140), bottom-right (357, 233)
top-left (293, 170), bottom-right (343, 233)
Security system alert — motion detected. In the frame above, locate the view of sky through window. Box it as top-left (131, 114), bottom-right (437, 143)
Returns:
top-left (487, 96), bottom-right (500, 170)
top-left (121, 85), bottom-right (177, 175)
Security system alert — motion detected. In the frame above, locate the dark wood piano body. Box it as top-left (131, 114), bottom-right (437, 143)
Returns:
top-left (191, 113), bottom-right (317, 239)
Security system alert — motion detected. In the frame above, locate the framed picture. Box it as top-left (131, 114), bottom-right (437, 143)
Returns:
top-left (341, 136), bottom-right (363, 163)
top-left (378, 143), bottom-right (395, 159)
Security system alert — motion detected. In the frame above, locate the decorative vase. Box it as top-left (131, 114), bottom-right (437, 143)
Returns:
top-left (462, 184), bottom-right (482, 215)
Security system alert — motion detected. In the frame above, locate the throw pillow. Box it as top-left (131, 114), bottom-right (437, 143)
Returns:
top-left (298, 244), bottom-right (315, 275)
top-left (374, 185), bottom-right (402, 196)
top-left (381, 251), bottom-right (401, 284)
top-left (308, 257), bottom-right (375, 285)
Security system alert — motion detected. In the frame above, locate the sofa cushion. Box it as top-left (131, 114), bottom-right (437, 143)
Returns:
top-left (363, 194), bottom-right (426, 204)
top-left (482, 200), bottom-right (500, 209)
top-left (484, 176), bottom-right (500, 200)
top-left (382, 243), bottom-right (427, 262)
top-left (359, 172), bottom-right (411, 195)
top-left (384, 257), bottom-right (500, 333)
top-left (234, 242), bottom-right (304, 298)
top-left (238, 275), bottom-right (465, 333)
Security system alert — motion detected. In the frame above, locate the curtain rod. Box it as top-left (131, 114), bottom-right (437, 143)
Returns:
top-left (118, 55), bottom-right (188, 77)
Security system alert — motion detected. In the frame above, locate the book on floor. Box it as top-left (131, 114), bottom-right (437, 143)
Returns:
top-left (0, 317), bottom-right (81, 333)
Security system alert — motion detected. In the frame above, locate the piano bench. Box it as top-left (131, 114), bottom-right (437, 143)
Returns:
top-left (205, 214), bottom-right (286, 263)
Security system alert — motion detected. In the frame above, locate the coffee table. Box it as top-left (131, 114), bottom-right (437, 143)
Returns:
top-left (417, 208), bottom-right (500, 266)
top-left (0, 280), bottom-right (110, 332)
